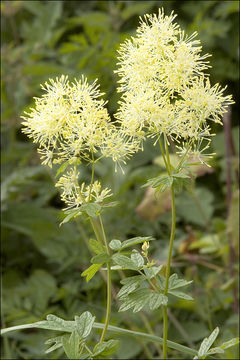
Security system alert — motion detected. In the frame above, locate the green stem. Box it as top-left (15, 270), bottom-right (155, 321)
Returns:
top-left (175, 143), bottom-right (191, 172)
top-left (159, 135), bottom-right (176, 359)
top-left (88, 151), bottom-right (95, 202)
top-left (89, 217), bottom-right (103, 246)
top-left (159, 136), bottom-right (171, 175)
top-left (99, 214), bottom-right (111, 343)
top-left (163, 184), bottom-right (176, 359)
top-left (0, 322), bottom-right (198, 356)
top-left (138, 269), bottom-right (158, 292)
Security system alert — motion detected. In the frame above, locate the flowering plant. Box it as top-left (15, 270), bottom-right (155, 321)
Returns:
top-left (1, 8), bottom-right (238, 360)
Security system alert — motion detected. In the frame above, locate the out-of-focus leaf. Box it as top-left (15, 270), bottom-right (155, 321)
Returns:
top-left (136, 186), bottom-right (171, 221)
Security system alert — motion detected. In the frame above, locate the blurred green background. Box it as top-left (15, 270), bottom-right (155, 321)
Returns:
top-left (1, 1), bottom-right (239, 359)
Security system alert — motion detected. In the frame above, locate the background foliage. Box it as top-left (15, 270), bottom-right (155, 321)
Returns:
top-left (1, 1), bottom-right (239, 359)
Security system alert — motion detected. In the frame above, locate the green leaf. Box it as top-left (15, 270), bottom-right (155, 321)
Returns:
top-left (197, 327), bottom-right (219, 358)
top-left (131, 251), bottom-right (144, 268)
top-left (56, 162), bottom-right (70, 177)
top-left (176, 187), bottom-right (214, 227)
top-left (120, 275), bottom-right (145, 285)
top-left (144, 265), bottom-right (163, 279)
top-left (89, 238), bottom-right (105, 255)
top-left (172, 172), bottom-right (190, 179)
top-left (75, 311), bottom-right (95, 338)
top-left (168, 273), bottom-right (193, 290)
top-left (119, 288), bottom-right (152, 313)
top-left (60, 208), bottom-right (82, 225)
top-left (112, 254), bottom-right (138, 270)
top-left (143, 175), bottom-right (173, 193)
top-left (206, 347), bottom-right (224, 355)
top-left (91, 253), bottom-right (111, 264)
top-left (109, 239), bottom-right (122, 251)
top-left (81, 203), bottom-right (101, 217)
top-left (121, 2), bottom-right (155, 20)
top-left (46, 314), bottom-right (75, 332)
top-left (121, 236), bottom-right (154, 250)
top-left (93, 339), bottom-right (120, 357)
top-left (219, 337), bottom-right (239, 350)
top-left (117, 277), bottom-right (143, 298)
top-left (62, 331), bottom-right (83, 359)
top-left (81, 263), bottom-right (102, 282)
top-left (45, 336), bottom-right (63, 354)
top-left (172, 174), bottom-right (191, 193)
top-left (168, 290), bottom-right (194, 301)
top-left (149, 293), bottom-right (168, 310)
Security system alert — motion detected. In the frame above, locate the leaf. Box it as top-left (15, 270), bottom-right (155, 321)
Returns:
top-left (172, 174), bottom-right (191, 193)
top-left (62, 331), bottom-right (82, 359)
top-left (0, 320), bottom-right (198, 356)
top-left (189, 234), bottom-right (220, 254)
top-left (131, 251), bottom-right (144, 268)
top-left (144, 265), bottom-right (163, 279)
top-left (219, 337), bottom-right (239, 350)
top-left (45, 336), bottom-right (63, 354)
top-left (119, 288), bottom-right (152, 313)
top-left (121, 236), bottom-right (154, 250)
top-left (81, 203), bottom-right (101, 217)
top-left (93, 339), bottom-right (120, 357)
top-left (56, 162), bottom-right (70, 177)
top-left (198, 327), bottom-right (219, 357)
top-left (136, 186), bottom-right (171, 221)
top-left (109, 239), bottom-right (122, 251)
top-left (117, 277), bottom-right (142, 298)
top-left (143, 174), bottom-right (173, 193)
top-left (176, 187), bottom-right (214, 227)
top-left (149, 292), bottom-right (168, 310)
top-left (60, 208), bottom-right (82, 225)
top-left (81, 263), bottom-right (102, 282)
top-left (168, 273), bottom-right (193, 290)
top-left (121, 2), bottom-right (155, 20)
top-left (120, 275), bottom-right (145, 285)
top-left (112, 254), bottom-right (138, 271)
top-left (45, 314), bottom-right (75, 332)
top-left (172, 172), bottom-right (190, 179)
top-left (89, 238), bottom-right (105, 255)
top-left (75, 311), bottom-right (95, 338)
top-left (206, 347), bottom-right (224, 355)
top-left (168, 290), bottom-right (194, 301)
top-left (91, 253), bottom-right (111, 264)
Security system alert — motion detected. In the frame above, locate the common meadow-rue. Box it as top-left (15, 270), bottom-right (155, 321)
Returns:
top-left (115, 8), bottom-right (234, 161)
top-left (21, 75), bottom-right (140, 208)
top-left (21, 75), bottom-right (139, 169)
top-left (1, 8), bottom-right (238, 360)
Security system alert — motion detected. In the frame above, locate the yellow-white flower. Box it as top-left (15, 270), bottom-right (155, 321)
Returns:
top-left (56, 167), bottom-right (112, 209)
top-left (22, 75), bottom-right (140, 168)
top-left (115, 8), bottom-right (234, 147)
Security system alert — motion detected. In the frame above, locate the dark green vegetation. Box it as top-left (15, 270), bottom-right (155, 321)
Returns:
top-left (1, 1), bottom-right (239, 359)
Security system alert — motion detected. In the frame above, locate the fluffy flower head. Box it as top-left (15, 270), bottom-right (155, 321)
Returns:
top-left (115, 8), bottom-right (234, 143)
top-left (56, 167), bottom-right (112, 209)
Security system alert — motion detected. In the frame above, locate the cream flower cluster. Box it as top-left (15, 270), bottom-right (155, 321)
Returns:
top-left (21, 75), bottom-right (139, 168)
top-left (21, 75), bottom-right (140, 208)
top-left (55, 167), bottom-right (112, 209)
top-left (115, 9), bottom-right (234, 141)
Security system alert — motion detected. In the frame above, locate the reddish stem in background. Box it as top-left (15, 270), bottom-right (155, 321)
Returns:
top-left (223, 106), bottom-right (239, 314)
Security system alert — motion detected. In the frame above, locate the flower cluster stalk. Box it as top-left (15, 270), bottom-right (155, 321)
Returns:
top-left (158, 136), bottom-right (176, 359)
